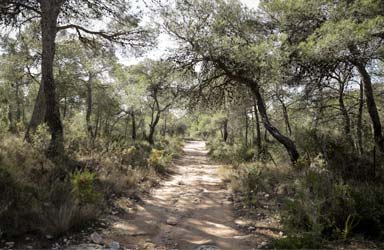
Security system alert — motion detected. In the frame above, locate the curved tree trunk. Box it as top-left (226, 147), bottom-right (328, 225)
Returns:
top-left (250, 84), bottom-right (299, 163)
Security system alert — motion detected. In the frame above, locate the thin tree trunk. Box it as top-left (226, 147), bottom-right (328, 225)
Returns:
top-left (63, 95), bottom-right (67, 119)
top-left (250, 84), bottom-right (299, 163)
top-left (8, 103), bottom-right (15, 132)
top-left (357, 81), bottom-right (364, 155)
top-left (223, 118), bottom-right (228, 142)
top-left (278, 98), bottom-right (292, 136)
top-left (86, 76), bottom-right (94, 140)
top-left (162, 112), bottom-right (167, 136)
top-left (15, 82), bottom-right (21, 123)
top-left (244, 109), bottom-right (248, 146)
top-left (124, 116), bottom-right (129, 140)
top-left (131, 111), bottom-right (136, 140)
top-left (148, 112), bottom-right (161, 145)
top-left (40, 0), bottom-right (64, 158)
top-left (338, 82), bottom-right (354, 149)
top-left (351, 55), bottom-right (383, 150)
top-left (254, 101), bottom-right (262, 158)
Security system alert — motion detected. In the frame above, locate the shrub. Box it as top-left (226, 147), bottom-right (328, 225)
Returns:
top-left (71, 170), bottom-right (102, 204)
top-left (148, 149), bottom-right (171, 173)
top-left (0, 136), bottom-right (103, 237)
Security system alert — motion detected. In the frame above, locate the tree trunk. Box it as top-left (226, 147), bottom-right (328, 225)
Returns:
top-left (15, 82), bottom-right (21, 123)
top-left (148, 112), bottom-right (160, 145)
top-left (354, 62), bottom-right (383, 151)
top-left (25, 83), bottom-right (46, 141)
top-left (250, 84), bottom-right (299, 163)
top-left (63, 95), bottom-right (67, 119)
top-left (40, 0), bottom-right (64, 158)
top-left (163, 113), bottom-right (167, 136)
top-left (254, 101), bottom-right (262, 158)
top-left (338, 82), bottom-right (354, 149)
top-left (223, 118), bottom-right (228, 142)
top-left (86, 76), bottom-right (94, 140)
top-left (131, 111), bottom-right (136, 140)
top-left (278, 98), bottom-right (292, 136)
top-left (244, 109), bottom-right (248, 146)
top-left (357, 81), bottom-right (364, 155)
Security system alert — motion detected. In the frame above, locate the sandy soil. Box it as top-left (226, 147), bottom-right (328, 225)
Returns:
top-left (100, 140), bottom-right (264, 250)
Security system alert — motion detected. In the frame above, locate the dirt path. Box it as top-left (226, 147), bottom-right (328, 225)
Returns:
top-left (97, 140), bottom-right (259, 250)
top-left (64, 140), bottom-right (266, 250)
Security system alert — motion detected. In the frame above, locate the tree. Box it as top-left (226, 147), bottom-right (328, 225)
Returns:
top-left (263, 0), bottom-right (384, 151)
top-left (0, 0), bottom-right (154, 157)
top-left (129, 60), bottom-right (180, 144)
top-left (161, 0), bottom-right (300, 162)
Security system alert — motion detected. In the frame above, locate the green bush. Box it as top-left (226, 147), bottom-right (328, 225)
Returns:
top-left (351, 183), bottom-right (384, 239)
top-left (148, 149), bottom-right (171, 173)
top-left (0, 136), bottom-right (102, 237)
top-left (71, 170), bottom-right (102, 204)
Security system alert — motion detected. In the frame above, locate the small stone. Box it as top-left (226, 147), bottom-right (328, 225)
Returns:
top-left (26, 246), bottom-right (33, 249)
top-left (90, 232), bottom-right (103, 244)
top-left (46, 235), bottom-right (53, 239)
top-left (5, 242), bottom-right (15, 246)
top-left (166, 218), bottom-right (178, 225)
top-left (25, 237), bottom-right (30, 241)
top-left (279, 231), bottom-right (284, 236)
top-left (248, 226), bottom-right (256, 231)
top-left (260, 241), bottom-right (267, 247)
top-left (109, 241), bottom-right (120, 250)
top-left (195, 245), bottom-right (220, 250)
top-left (111, 210), bottom-right (118, 215)
top-left (144, 242), bottom-right (156, 249)
top-left (264, 193), bottom-right (270, 198)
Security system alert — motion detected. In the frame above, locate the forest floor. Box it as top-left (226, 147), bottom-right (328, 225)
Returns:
top-left (64, 140), bottom-right (280, 250)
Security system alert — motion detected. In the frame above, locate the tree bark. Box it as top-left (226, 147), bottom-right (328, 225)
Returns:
top-left (85, 75), bottom-right (95, 140)
top-left (25, 83), bottom-right (46, 142)
top-left (250, 84), bottom-right (299, 163)
top-left (338, 81), bottom-right (354, 149)
top-left (131, 111), bottom-right (136, 140)
top-left (148, 112), bottom-right (160, 145)
top-left (253, 101), bottom-right (262, 158)
top-left (223, 118), bottom-right (228, 142)
top-left (277, 97), bottom-right (292, 136)
top-left (354, 62), bottom-right (383, 151)
top-left (244, 109), bottom-right (248, 146)
top-left (40, 0), bottom-right (64, 158)
top-left (357, 81), bottom-right (364, 155)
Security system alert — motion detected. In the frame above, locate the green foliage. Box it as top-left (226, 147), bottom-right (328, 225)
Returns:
top-left (209, 140), bottom-right (255, 164)
top-left (148, 149), bottom-right (171, 174)
top-left (0, 136), bottom-right (102, 237)
top-left (71, 170), bottom-right (102, 204)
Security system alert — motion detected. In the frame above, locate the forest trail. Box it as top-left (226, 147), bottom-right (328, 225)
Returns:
top-left (102, 140), bottom-right (262, 250)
